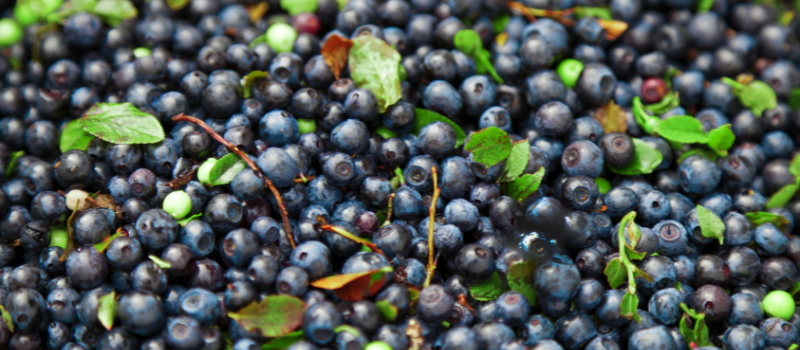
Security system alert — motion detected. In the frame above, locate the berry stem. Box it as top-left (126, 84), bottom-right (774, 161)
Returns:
top-left (382, 193), bottom-right (395, 227)
top-left (172, 114), bottom-right (296, 249)
top-left (424, 166), bottom-right (440, 288)
top-left (320, 224), bottom-right (385, 257)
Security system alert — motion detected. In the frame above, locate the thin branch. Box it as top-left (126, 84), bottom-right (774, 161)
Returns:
top-left (320, 224), bottom-right (386, 257)
top-left (172, 114), bottom-right (296, 248)
top-left (382, 193), bottom-right (396, 227)
top-left (424, 166), bottom-right (440, 288)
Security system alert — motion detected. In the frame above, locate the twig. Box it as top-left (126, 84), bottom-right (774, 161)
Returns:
top-left (424, 166), bottom-right (440, 288)
top-left (320, 224), bottom-right (386, 257)
top-left (382, 193), bottom-right (396, 227)
top-left (166, 164), bottom-right (199, 189)
top-left (172, 114), bottom-right (296, 248)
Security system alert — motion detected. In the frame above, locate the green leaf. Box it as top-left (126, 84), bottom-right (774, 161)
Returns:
top-left (261, 330), bottom-right (305, 349)
top-left (696, 0), bottom-right (714, 12)
top-left (655, 116), bottom-right (709, 144)
top-left (228, 295), bottom-right (306, 337)
top-left (148, 255), bottom-right (172, 269)
top-left (767, 184), bottom-right (799, 210)
top-left (507, 260), bottom-right (538, 306)
top-left (707, 124), bottom-right (735, 156)
top-left (78, 103), bottom-right (164, 145)
top-left (696, 205), bottom-right (725, 245)
top-left (595, 177), bottom-right (611, 194)
top-left (375, 300), bottom-right (398, 322)
top-left (501, 140), bottom-right (530, 182)
top-left (348, 36), bottom-right (402, 113)
top-left (625, 245), bottom-right (647, 260)
top-left (574, 6), bottom-right (613, 20)
top-left (789, 344), bottom-right (798, 350)
top-left (177, 213), bottom-right (202, 226)
top-left (604, 258), bottom-right (626, 289)
top-left (14, 0), bottom-right (63, 25)
top-left (92, 0), bottom-right (138, 26)
top-left (470, 271), bottom-right (509, 301)
top-left (60, 120), bottom-right (95, 153)
top-left (677, 148), bottom-right (718, 163)
top-left (240, 71), bottom-right (268, 99)
top-left (335, 325), bottom-right (361, 337)
top-left (745, 212), bottom-right (793, 231)
top-left (607, 138), bottom-right (663, 175)
top-left (491, 14), bottom-right (510, 33)
top-left (93, 230), bottom-right (126, 253)
top-left (675, 282), bottom-right (682, 291)
top-left (98, 291), bottom-right (117, 331)
top-left (620, 291), bottom-right (641, 323)
top-left (281, 0), bottom-right (318, 15)
top-left (790, 88), bottom-right (800, 111)
top-left (207, 153), bottom-right (247, 187)
top-left (49, 226), bottom-right (68, 249)
top-left (632, 97), bottom-right (661, 135)
top-left (464, 127), bottom-right (512, 168)
top-left (5, 150), bottom-right (23, 178)
top-left (725, 79), bottom-right (777, 117)
top-left (165, 0), bottom-right (190, 10)
top-left (0, 305), bottom-right (13, 332)
top-left (505, 167), bottom-right (546, 202)
top-left (411, 109), bottom-right (466, 148)
top-left (249, 34), bottom-right (268, 49)
top-left (644, 92), bottom-right (680, 115)
top-left (790, 154), bottom-right (800, 177)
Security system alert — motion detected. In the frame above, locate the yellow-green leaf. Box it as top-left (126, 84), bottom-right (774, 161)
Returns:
top-left (79, 103), bottom-right (164, 145)
top-left (375, 300), bottom-right (398, 322)
top-left (348, 36), bottom-right (402, 113)
top-left (655, 116), bottom-right (708, 144)
top-left (207, 153), bottom-right (247, 187)
top-left (464, 127), bottom-right (512, 167)
top-left (767, 184), bottom-right (799, 210)
top-left (228, 295), bottom-right (306, 338)
top-left (261, 330), bottom-right (305, 349)
top-left (470, 271), bottom-right (509, 301)
top-left (745, 212), bottom-right (792, 231)
top-left (240, 71), bottom-right (269, 99)
top-left (501, 140), bottom-right (531, 182)
top-left (707, 124), bottom-right (735, 156)
top-left (60, 121), bottom-right (95, 153)
top-left (98, 291), bottom-right (117, 331)
top-left (0, 305), bottom-right (13, 332)
top-left (505, 167), bottom-right (545, 202)
top-left (696, 205), bottom-right (724, 245)
top-left (607, 138), bottom-right (663, 175)
top-left (411, 109), bottom-right (466, 148)
top-left (620, 291), bottom-right (641, 322)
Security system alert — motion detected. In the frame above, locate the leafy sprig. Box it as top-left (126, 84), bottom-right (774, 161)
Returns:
top-left (722, 77), bottom-right (777, 117)
top-left (606, 138), bottom-right (662, 175)
top-left (603, 211), bottom-right (654, 323)
top-left (679, 303), bottom-right (710, 347)
top-left (60, 103), bottom-right (165, 151)
top-left (454, 29), bottom-right (503, 84)
top-left (767, 154), bottom-right (800, 209)
top-left (745, 211), bottom-right (792, 232)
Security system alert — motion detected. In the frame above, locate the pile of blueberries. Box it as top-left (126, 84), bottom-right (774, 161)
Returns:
top-left (5, 0), bottom-right (800, 349)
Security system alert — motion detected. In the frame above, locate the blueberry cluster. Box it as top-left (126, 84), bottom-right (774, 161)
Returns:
top-left (2, 0), bottom-right (800, 349)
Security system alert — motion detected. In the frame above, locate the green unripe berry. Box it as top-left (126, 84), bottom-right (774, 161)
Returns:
top-left (133, 47), bottom-right (152, 58)
top-left (266, 23), bottom-right (297, 53)
top-left (454, 29), bottom-right (482, 56)
top-left (557, 59), bottom-right (585, 89)
top-left (197, 158), bottom-right (218, 185)
top-left (763, 290), bottom-right (795, 320)
top-left (13, 4), bottom-right (38, 26)
top-left (364, 341), bottom-right (393, 350)
top-left (0, 19), bottom-right (23, 48)
top-left (162, 191), bottom-right (192, 219)
top-left (49, 227), bottom-right (68, 249)
top-left (297, 118), bottom-right (316, 134)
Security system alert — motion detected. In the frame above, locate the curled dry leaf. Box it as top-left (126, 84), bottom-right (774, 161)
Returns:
top-left (598, 19), bottom-right (629, 40)
top-left (593, 100), bottom-right (627, 133)
top-left (321, 34), bottom-right (353, 80)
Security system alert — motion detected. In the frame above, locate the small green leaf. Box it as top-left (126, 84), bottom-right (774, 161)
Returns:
top-left (707, 124), bottom-right (735, 156)
top-left (280, 0), bottom-right (318, 15)
top-left (675, 282), bottom-right (682, 291)
top-left (790, 154), bottom-right (800, 177)
top-left (505, 167), bottom-right (546, 202)
top-left (789, 344), bottom-right (798, 350)
top-left (207, 153), bottom-right (247, 187)
top-left (491, 14), bottom-right (510, 33)
top-left (149, 255), bottom-right (172, 269)
top-left (767, 184), bottom-right (799, 210)
top-left (625, 245), bottom-right (647, 260)
top-left (98, 291), bottom-right (117, 331)
top-left (632, 97), bottom-right (661, 135)
top-left (454, 30), bottom-right (503, 84)
top-left (5, 150), bottom-right (24, 178)
top-left (644, 92), bottom-right (680, 115)
top-left (240, 71), bottom-right (269, 99)
top-left (14, 0), bottom-right (63, 25)
top-left (374, 127), bottom-right (397, 139)
top-left (655, 116), bottom-right (709, 144)
top-left (49, 226), bottom-right (68, 249)
top-left (228, 295), bottom-right (306, 337)
top-left (93, 230), bottom-right (126, 253)
top-left (790, 88), bottom-right (800, 111)
top-left (261, 330), bottom-right (305, 349)
top-left (507, 260), bottom-right (537, 306)
top-left (411, 109), bottom-right (466, 148)
top-left (620, 291), bottom-right (641, 323)
top-left (178, 213), bottom-right (202, 227)
top-left (501, 140), bottom-right (530, 182)
top-left (607, 138), bottom-right (663, 175)
top-left (0, 305), bottom-right (13, 332)
top-left (696, 205), bottom-right (725, 245)
top-left (604, 258), bottom-right (626, 289)
top-left (165, 0), bottom-right (190, 10)
top-left (595, 177), bottom-right (611, 194)
top-left (724, 79), bottom-right (777, 117)
top-left (464, 127), bottom-right (512, 167)
top-left (249, 34), bottom-right (268, 49)
top-left (470, 271), bottom-right (509, 301)
top-left (375, 300), bottom-right (398, 322)
top-left (574, 6), bottom-right (613, 20)
top-left (696, 0), bottom-right (714, 12)
top-left (60, 120), bottom-right (95, 153)
top-left (92, 0), bottom-right (138, 26)
top-left (677, 148), bottom-right (718, 163)
top-left (79, 103), bottom-right (165, 145)
top-left (745, 212), bottom-right (793, 231)
top-left (348, 36), bottom-right (403, 113)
